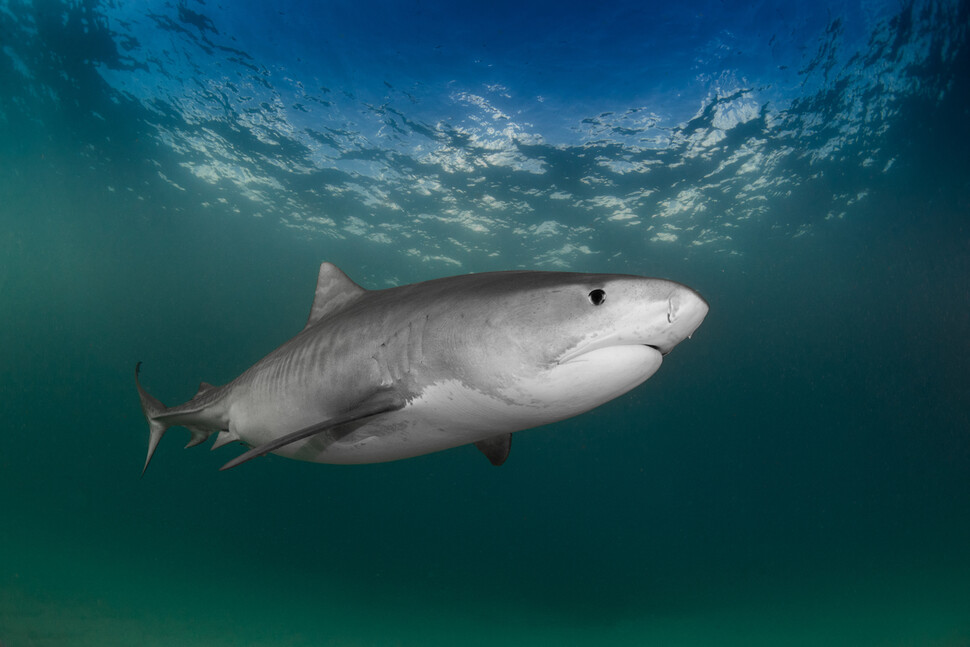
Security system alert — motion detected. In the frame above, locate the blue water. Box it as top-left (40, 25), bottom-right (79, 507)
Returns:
top-left (1, 0), bottom-right (969, 644)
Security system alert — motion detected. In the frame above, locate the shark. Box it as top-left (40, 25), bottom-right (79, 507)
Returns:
top-left (135, 262), bottom-right (708, 473)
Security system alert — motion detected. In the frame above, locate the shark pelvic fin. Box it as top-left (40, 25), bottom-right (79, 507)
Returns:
top-left (211, 429), bottom-right (240, 450)
top-left (219, 390), bottom-right (406, 471)
top-left (135, 362), bottom-right (171, 477)
top-left (474, 433), bottom-right (512, 466)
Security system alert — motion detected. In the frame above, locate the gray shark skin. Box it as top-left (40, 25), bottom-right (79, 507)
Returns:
top-left (135, 262), bottom-right (708, 473)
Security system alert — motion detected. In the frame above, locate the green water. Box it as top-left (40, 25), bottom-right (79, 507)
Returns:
top-left (2, 144), bottom-right (968, 645)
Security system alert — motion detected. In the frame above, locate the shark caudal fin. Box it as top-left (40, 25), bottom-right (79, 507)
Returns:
top-left (134, 362), bottom-right (171, 476)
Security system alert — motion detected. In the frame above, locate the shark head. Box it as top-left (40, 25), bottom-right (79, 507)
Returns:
top-left (406, 271), bottom-right (710, 432)
top-left (505, 273), bottom-right (707, 420)
top-left (535, 274), bottom-right (708, 421)
top-left (552, 274), bottom-right (709, 360)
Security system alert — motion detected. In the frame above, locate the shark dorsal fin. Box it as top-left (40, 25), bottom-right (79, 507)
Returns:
top-left (304, 262), bottom-right (367, 331)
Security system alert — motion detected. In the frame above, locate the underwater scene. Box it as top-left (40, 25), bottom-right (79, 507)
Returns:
top-left (1, 0), bottom-right (968, 644)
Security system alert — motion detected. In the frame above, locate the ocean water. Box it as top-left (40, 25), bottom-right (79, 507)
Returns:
top-left (1, 0), bottom-right (969, 644)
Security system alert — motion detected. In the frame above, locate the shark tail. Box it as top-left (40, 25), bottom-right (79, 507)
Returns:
top-left (135, 362), bottom-right (171, 476)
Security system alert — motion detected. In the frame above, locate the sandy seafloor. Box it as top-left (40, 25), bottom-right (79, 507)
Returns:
top-left (1, 1), bottom-right (969, 645)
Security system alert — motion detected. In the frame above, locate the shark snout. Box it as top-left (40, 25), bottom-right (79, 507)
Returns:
top-left (654, 286), bottom-right (709, 355)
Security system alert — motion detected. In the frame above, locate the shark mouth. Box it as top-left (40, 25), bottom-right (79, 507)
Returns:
top-left (558, 339), bottom-right (664, 365)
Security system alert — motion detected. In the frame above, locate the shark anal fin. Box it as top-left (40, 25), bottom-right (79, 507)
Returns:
top-left (475, 433), bottom-right (512, 466)
top-left (184, 426), bottom-right (211, 448)
top-left (219, 391), bottom-right (406, 471)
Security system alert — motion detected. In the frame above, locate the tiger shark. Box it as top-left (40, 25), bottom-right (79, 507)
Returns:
top-left (136, 262), bottom-right (708, 473)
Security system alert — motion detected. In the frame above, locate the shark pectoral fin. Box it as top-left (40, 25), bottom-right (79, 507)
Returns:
top-left (475, 433), bottom-right (512, 466)
top-left (219, 391), bottom-right (406, 471)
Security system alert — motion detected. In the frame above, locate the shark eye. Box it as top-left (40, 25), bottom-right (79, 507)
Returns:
top-left (587, 289), bottom-right (606, 306)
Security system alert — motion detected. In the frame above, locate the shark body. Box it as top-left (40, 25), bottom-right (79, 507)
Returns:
top-left (136, 262), bottom-right (708, 472)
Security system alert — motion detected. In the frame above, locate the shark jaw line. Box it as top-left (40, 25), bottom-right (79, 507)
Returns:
top-left (557, 336), bottom-right (664, 365)
top-left (557, 343), bottom-right (663, 370)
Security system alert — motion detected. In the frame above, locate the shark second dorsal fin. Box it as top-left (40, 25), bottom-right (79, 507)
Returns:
top-left (194, 382), bottom-right (216, 398)
top-left (304, 262), bottom-right (367, 331)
